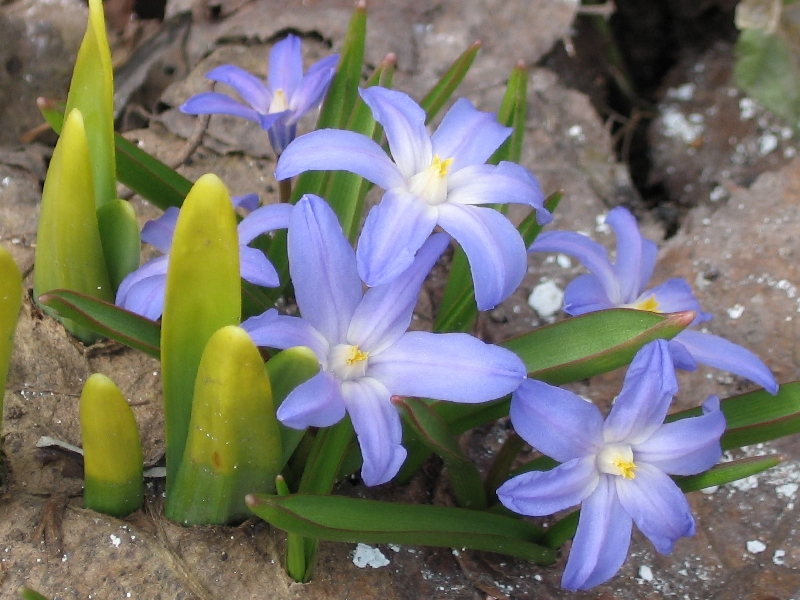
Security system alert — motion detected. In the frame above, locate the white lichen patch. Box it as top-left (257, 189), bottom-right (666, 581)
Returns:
top-left (666, 83), bottom-right (696, 101)
top-left (109, 534), bottom-right (121, 548)
top-left (746, 540), bottom-right (766, 554)
top-left (638, 565), bottom-right (654, 581)
top-left (773, 549), bottom-right (787, 565)
top-left (727, 304), bottom-right (745, 319)
top-left (352, 543), bottom-right (390, 568)
top-left (661, 107), bottom-right (704, 144)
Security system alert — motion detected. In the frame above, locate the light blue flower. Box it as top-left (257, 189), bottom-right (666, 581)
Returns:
top-left (528, 206), bottom-right (778, 394)
top-left (116, 195), bottom-right (291, 320)
top-left (275, 87), bottom-right (552, 310)
top-left (241, 194), bottom-right (527, 486)
top-left (497, 340), bottom-right (725, 591)
top-left (180, 34), bottom-right (338, 155)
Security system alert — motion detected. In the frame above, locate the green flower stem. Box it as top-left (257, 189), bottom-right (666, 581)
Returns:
top-left (80, 373), bottom-right (143, 517)
top-left (483, 432), bottom-right (526, 504)
top-left (0, 247), bottom-right (22, 443)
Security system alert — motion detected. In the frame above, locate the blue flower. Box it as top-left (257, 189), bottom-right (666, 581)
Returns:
top-left (528, 206), bottom-right (778, 394)
top-left (180, 34), bottom-right (338, 155)
top-left (497, 340), bottom-right (726, 590)
top-left (116, 195), bottom-right (291, 320)
top-left (275, 87), bottom-right (552, 310)
top-left (241, 194), bottom-right (527, 486)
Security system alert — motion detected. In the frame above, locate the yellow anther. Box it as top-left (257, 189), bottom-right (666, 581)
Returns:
top-left (346, 346), bottom-right (369, 365)
top-left (431, 154), bottom-right (454, 178)
top-left (613, 457), bottom-right (637, 479)
top-left (634, 295), bottom-right (660, 312)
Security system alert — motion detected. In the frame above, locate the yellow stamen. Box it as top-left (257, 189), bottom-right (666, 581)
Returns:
top-left (346, 345), bottom-right (369, 365)
top-left (431, 154), bottom-right (454, 178)
top-left (633, 295), bottom-right (660, 312)
top-left (613, 457), bottom-right (637, 479)
top-left (269, 88), bottom-right (289, 113)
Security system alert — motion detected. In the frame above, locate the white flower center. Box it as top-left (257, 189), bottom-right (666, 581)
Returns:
top-left (329, 343), bottom-right (369, 381)
top-left (408, 154), bottom-right (454, 206)
top-left (596, 443), bottom-right (637, 480)
top-left (269, 88), bottom-right (289, 114)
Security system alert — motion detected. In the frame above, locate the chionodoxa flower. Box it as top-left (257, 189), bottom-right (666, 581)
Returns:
top-left (528, 206), bottom-right (777, 394)
top-left (242, 194), bottom-right (526, 486)
top-left (497, 340), bottom-right (726, 590)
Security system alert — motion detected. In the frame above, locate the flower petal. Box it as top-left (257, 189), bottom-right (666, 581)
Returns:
top-left (341, 377), bottom-right (406, 486)
top-left (275, 129), bottom-right (405, 190)
top-left (356, 188), bottom-right (438, 288)
top-left (239, 245), bottom-right (280, 288)
top-left (672, 330), bottom-right (778, 394)
top-left (615, 463), bottom-right (695, 554)
top-left (634, 396), bottom-right (724, 475)
top-left (604, 340), bottom-right (679, 445)
top-left (605, 207), bottom-right (647, 303)
top-left (237, 203), bottom-right (293, 245)
top-left (241, 308), bottom-right (329, 362)
top-left (141, 207), bottom-right (179, 253)
top-left (668, 338), bottom-right (698, 371)
top-left (287, 54), bottom-right (338, 122)
top-left (497, 456), bottom-right (599, 516)
top-left (563, 274), bottom-right (616, 316)
top-left (447, 162), bottom-right (551, 221)
top-left (359, 87), bottom-right (432, 179)
top-left (232, 193), bottom-right (260, 212)
top-left (268, 34), bottom-right (303, 98)
top-left (644, 278), bottom-right (711, 323)
top-left (367, 331), bottom-right (526, 402)
top-left (289, 195), bottom-right (362, 345)
top-left (349, 233), bottom-right (449, 354)
top-left (180, 92), bottom-right (265, 125)
top-left (528, 231), bottom-right (620, 305)
top-left (437, 203), bottom-right (527, 310)
top-left (640, 238), bottom-right (658, 289)
top-left (562, 476), bottom-right (633, 591)
top-left (509, 378), bottom-right (605, 462)
top-left (115, 255), bottom-right (169, 319)
top-left (430, 98), bottom-right (511, 170)
top-left (276, 370), bottom-right (346, 429)
top-left (204, 65), bottom-right (272, 112)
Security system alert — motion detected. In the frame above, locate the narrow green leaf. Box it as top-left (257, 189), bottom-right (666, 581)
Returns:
top-left (541, 510), bottom-right (579, 549)
top-left (483, 433), bottom-right (526, 505)
top-left (265, 346), bottom-right (321, 469)
top-left (37, 290), bottom-right (160, 358)
top-left (19, 588), bottom-right (50, 600)
top-left (676, 455), bottom-right (782, 493)
top-left (667, 381), bottom-right (800, 451)
top-left (166, 326), bottom-right (281, 525)
top-left (503, 309), bottom-right (694, 383)
top-left (80, 373), bottom-right (143, 517)
top-left (97, 199), bottom-right (141, 291)
top-left (324, 53), bottom-right (395, 241)
top-left (64, 0), bottom-right (115, 209)
top-left (37, 98), bottom-right (193, 210)
top-left (489, 60), bottom-right (528, 165)
top-left (161, 174), bottom-right (241, 489)
top-left (519, 190), bottom-right (563, 246)
top-left (395, 397), bottom-right (487, 510)
top-left (247, 493), bottom-right (555, 564)
top-left (276, 475), bottom-right (307, 581)
top-left (420, 41), bottom-right (481, 121)
top-left (33, 109), bottom-right (113, 344)
top-left (0, 247), bottom-right (22, 433)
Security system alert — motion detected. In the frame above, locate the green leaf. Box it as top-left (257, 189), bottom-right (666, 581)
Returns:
top-left (489, 60), bottom-right (528, 166)
top-left (160, 174), bottom-right (241, 489)
top-left (64, 0), bottom-right (115, 209)
top-left (37, 290), bottom-right (160, 358)
top-left (420, 41), bottom-right (481, 122)
top-left (166, 326), bottom-right (281, 524)
top-left (503, 309), bottom-right (694, 383)
top-left (734, 28), bottom-right (800, 124)
top-left (667, 381), bottom-right (800, 451)
top-left (265, 346), bottom-right (321, 469)
top-left (676, 455), bottom-right (782, 493)
top-left (80, 373), bottom-right (143, 517)
top-left (33, 109), bottom-right (113, 344)
top-left (37, 98), bottom-right (193, 210)
top-left (541, 510), bottom-right (579, 549)
top-left (96, 199), bottom-right (141, 291)
top-left (0, 247), bottom-right (22, 432)
top-left (395, 397), bottom-right (487, 509)
top-left (19, 588), bottom-right (50, 600)
top-left (246, 493), bottom-right (556, 564)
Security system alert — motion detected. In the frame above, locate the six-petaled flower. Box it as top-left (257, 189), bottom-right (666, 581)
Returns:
top-left (241, 194), bottom-right (527, 486)
top-left (180, 34), bottom-right (338, 155)
top-left (528, 206), bottom-right (778, 394)
top-left (497, 340), bottom-right (726, 590)
top-left (275, 86), bottom-right (552, 310)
